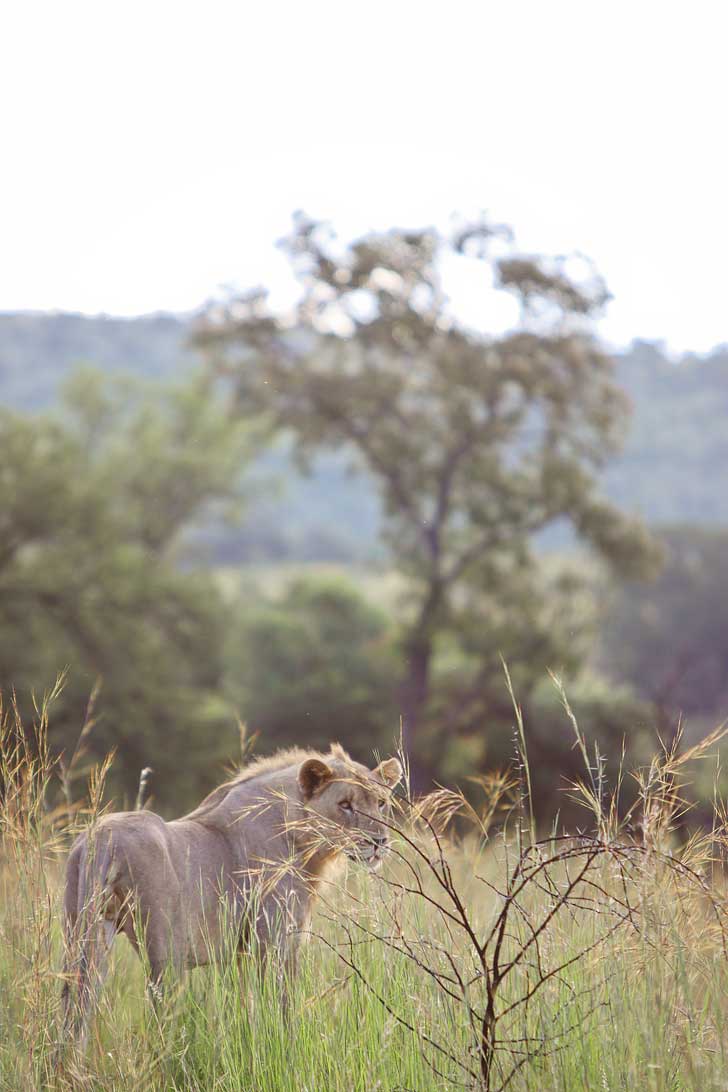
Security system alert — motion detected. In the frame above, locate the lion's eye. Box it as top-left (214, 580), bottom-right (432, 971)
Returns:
top-left (339, 800), bottom-right (353, 812)
top-left (378, 799), bottom-right (387, 811)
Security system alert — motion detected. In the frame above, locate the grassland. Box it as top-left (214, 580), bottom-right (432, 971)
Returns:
top-left (2, 694), bottom-right (728, 1091)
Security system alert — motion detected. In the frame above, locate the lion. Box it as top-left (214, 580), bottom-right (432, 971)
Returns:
top-left (60, 744), bottom-right (402, 1046)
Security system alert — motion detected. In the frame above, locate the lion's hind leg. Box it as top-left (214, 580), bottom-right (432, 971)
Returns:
top-left (59, 835), bottom-right (120, 1054)
top-left (61, 916), bottom-right (116, 1052)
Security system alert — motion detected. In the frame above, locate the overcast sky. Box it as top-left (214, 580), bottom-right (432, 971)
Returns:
top-left (2, 1), bottom-right (726, 353)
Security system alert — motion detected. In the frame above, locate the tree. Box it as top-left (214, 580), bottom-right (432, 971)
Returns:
top-left (601, 525), bottom-right (728, 727)
top-left (195, 213), bottom-right (660, 787)
top-left (0, 369), bottom-right (253, 808)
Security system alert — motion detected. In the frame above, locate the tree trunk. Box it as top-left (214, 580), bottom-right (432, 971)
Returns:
top-left (401, 635), bottom-right (436, 795)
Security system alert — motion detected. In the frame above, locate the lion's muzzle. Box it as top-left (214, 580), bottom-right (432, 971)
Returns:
top-left (346, 832), bottom-right (389, 868)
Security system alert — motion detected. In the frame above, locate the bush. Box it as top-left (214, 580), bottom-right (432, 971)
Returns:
top-left (225, 575), bottom-right (400, 761)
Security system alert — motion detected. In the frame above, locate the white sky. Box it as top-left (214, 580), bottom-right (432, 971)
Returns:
top-left (1, 1), bottom-right (727, 353)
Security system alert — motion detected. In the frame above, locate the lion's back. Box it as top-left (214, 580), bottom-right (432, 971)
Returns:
top-left (67, 810), bottom-right (176, 902)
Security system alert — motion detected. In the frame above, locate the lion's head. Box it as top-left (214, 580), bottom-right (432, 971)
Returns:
top-left (297, 748), bottom-right (403, 869)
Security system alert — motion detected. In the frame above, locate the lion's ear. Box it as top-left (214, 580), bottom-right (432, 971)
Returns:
top-left (298, 758), bottom-right (333, 800)
top-left (374, 757), bottom-right (403, 787)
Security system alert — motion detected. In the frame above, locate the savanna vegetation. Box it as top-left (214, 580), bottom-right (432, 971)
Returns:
top-left (2, 211), bottom-right (728, 1087)
top-left (2, 689), bottom-right (728, 1091)
top-left (2, 215), bottom-right (728, 816)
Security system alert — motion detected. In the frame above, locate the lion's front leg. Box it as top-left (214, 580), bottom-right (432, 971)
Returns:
top-left (249, 882), bottom-right (307, 1012)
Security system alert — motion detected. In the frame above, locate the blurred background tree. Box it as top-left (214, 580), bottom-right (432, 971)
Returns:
top-left (600, 526), bottom-right (728, 731)
top-left (195, 214), bottom-right (661, 788)
top-left (0, 370), bottom-right (253, 806)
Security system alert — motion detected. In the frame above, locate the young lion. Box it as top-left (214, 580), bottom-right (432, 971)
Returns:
top-left (61, 744), bottom-right (402, 1045)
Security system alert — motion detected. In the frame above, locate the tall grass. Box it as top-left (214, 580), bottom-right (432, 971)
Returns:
top-left (1, 683), bottom-right (728, 1090)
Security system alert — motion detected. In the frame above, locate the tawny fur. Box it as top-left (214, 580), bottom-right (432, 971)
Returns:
top-left (60, 745), bottom-right (402, 1047)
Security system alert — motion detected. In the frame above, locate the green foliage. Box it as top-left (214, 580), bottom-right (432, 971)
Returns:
top-left (601, 525), bottom-right (728, 720)
top-left (0, 371), bottom-right (252, 807)
top-left (510, 682), bottom-right (655, 824)
top-left (225, 575), bottom-right (399, 760)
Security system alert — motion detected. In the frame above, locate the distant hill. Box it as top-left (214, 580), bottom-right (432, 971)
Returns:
top-left (0, 312), bottom-right (195, 409)
top-left (1, 312), bottom-right (727, 560)
top-left (607, 340), bottom-right (728, 526)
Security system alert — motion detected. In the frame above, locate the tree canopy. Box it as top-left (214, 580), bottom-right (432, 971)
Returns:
top-left (0, 370), bottom-right (252, 806)
top-left (195, 214), bottom-right (661, 786)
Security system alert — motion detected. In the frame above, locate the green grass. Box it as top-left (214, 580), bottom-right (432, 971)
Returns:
top-left (3, 694), bottom-right (728, 1091)
top-left (3, 843), bottom-right (728, 1091)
